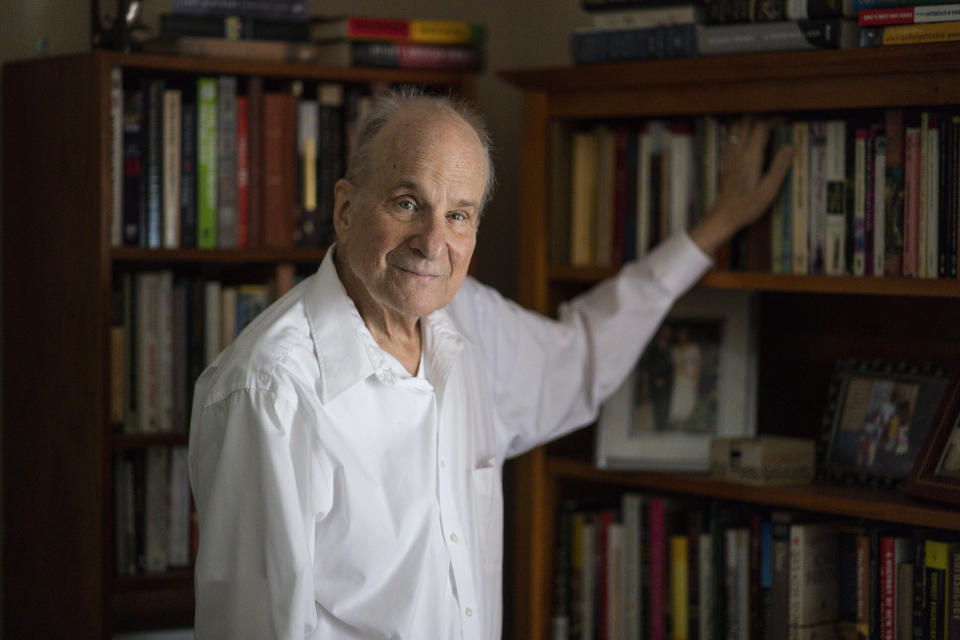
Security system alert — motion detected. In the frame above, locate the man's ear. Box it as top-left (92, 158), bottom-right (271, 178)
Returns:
top-left (332, 179), bottom-right (355, 244)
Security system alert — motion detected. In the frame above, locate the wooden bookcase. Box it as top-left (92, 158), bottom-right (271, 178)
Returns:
top-left (500, 43), bottom-right (960, 640)
top-left (1, 50), bottom-right (473, 638)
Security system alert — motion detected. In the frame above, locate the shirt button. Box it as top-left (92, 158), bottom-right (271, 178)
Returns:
top-left (450, 533), bottom-right (458, 543)
top-left (465, 607), bottom-right (473, 618)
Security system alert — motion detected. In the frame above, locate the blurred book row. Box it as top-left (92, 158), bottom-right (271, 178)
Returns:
top-left (111, 271), bottom-right (274, 435)
top-left (138, 0), bottom-right (485, 71)
top-left (555, 107), bottom-right (960, 279)
top-left (110, 68), bottom-right (401, 250)
top-left (572, 0), bottom-right (960, 63)
top-left (553, 492), bottom-right (959, 640)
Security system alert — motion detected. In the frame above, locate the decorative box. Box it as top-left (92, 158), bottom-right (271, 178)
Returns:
top-left (709, 435), bottom-right (816, 486)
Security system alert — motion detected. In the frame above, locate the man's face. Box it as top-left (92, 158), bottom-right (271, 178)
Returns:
top-left (333, 108), bottom-right (486, 324)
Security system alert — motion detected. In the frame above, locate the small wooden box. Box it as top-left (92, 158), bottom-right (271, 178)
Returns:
top-left (710, 436), bottom-right (816, 486)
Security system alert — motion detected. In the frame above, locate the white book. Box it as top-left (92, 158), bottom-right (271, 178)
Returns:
top-left (111, 67), bottom-right (123, 248)
top-left (163, 89), bottom-right (181, 249)
top-left (926, 121), bottom-right (939, 279)
top-left (669, 125), bottom-right (695, 236)
top-left (789, 522), bottom-right (839, 640)
top-left (157, 271), bottom-right (174, 432)
top-left (874, 135), bottom-right (887, 277)
top-left (621, 493), bottom-right (644, 640)
top-left (144, 446), bottom-right (170, 573)
top-left (298, 99), bottom-right (318, 214)
top-left (825, 120), bottom-right (847, 275)
top-left (168, 446), bottom-right (190, 567)
top-left (220, 285), bottom-right (238, 351)
top-left (592, 4), bottom-right (702, 28)
top-left (204, 280), bottom-right (222, 366)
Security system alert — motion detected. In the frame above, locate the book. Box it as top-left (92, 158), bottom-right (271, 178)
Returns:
top-left (204, 280), bottom-right (222, 365)
top-left (248, 76), bottom-right (264, 249)
top-left (571, 23), bottom-right (697, 63)
top-left (926, 539), bottom-right (951, 640)
top-left (591, 4), bottom-right (705, 27)
top-left (622, 493), bottom-right (645, 640)
top-left (144, 446), bottom-right (170, 573)
top-left (884, 109), bottom-right (906, 276)
top-left (196, 77), bottom-right (218, 249)
top-left (789, 521), bottom-right (840, 640)
top-left (904, 125), bottom-right (921, 276)
top-left (706, 0), bottom-right (853, 23)
top-left (549, 122), bottom-right (572, 265)
top-left (110, 67), bottom-right (123, 248)
top-left (171, 0), bottom-right (309, 20)
top-left (926, 116), bottom-right (940, 279)
top-left (899, 561), bottom-right (915, 640)
top-left (180, 83), bottom-right (198, 248)
top-left (809, 122), bottom-right (829, 274)
top-left (309, 39), bottom-right (484, 71)
top-left (217, 75), bottom-right (238, 248)
top-left (236, 94), bottom-right (250, 250)
top-left (553, 501), bottom-right (575, 639)
top-left (296, 96), bottom-right (320, 247)
top-left (157, 271), bottom-right (174, 433)
top-left (570, 129), bottom-right (599, 266)
top-left (144, 78), bottom-right (165, 249)
top-left (859, 3), bottom-right (960, 25)
top-left (134, 272), bottom-right (160, 434)
top-left (696, 18), bottom-right (860, 55)
top-left (607, 522), bottom-right (625, 640)
top-left (262, 91), bottom-right (296, 248)
top-left (873, 132), bottom-right (887, 276)
top-left (861, 20), bottom-right (960, 44)
top-left (854, 0), bottom-right (960, 10)
top-left (168, 446), bottom-right (191, 567)
top-left (309, 16), bottom-right (487, 44)
top-left (595, 125), bottom-right (616, 266)
top-left (792, 121), bottom-right (810, 275)
top-left (163, 88), bottom-right (182, 249)
top-left (317, 82), bottom-right (344, 247)
top-left (142, 36), bottom-right (322, 63)
top-left (854, 128), bottom-right (868, 276)
top-left (159, 12), bottom-right (310, 41)
top-left (949, 546), bottom-right (960, 640)
top-left (671, 534), bottom-right (690, 640)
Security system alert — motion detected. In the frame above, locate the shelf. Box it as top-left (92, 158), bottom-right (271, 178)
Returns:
top-left (112, 246), bottom-right (327, 264)
top-left (111, 432), bottom-right (190, 450)
top-left (547, 457), bottom-right (960, 531)
top-left (112, 568), bottom-right (194, 592)
top-left (548, 265), bottom-right (960, 297)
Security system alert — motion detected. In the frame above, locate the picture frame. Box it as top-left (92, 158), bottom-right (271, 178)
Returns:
top-left (905, 375), bottom-right (960, 506)
top-left (595, 288), bottom-right (757, 472)
top-left (817, 358), bottom-right (954, 489)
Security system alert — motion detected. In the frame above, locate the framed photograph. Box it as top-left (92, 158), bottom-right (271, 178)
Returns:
top-left (818, 359), bottom-right (954, 488)
top-left (905, 376), bottom-right (960, 506)
top-left (595, 289), bottom-right (757, 472)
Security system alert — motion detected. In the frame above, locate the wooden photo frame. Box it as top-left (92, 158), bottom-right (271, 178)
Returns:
top-left (595, 289), bottom-right (757, 472)
top-left (818, 359), bottom-right (954, 489)
top-left (905, 375), bottom-right (960, 506)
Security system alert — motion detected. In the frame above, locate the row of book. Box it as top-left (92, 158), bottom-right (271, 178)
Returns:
top-left (556, 107), bottom-right (960, 279)
top-left (111, 271), bottom-right (274, 435)
top-left (114, 446), bottom-right (192, 576)
top-left (571, 0), bottom-right (960, 64)
top-left (144, 2), bottom-right (485, 71)
top-left (552, 492), bottom-right (960, 640)
top-left (111, 70), bottom-right (384, 251)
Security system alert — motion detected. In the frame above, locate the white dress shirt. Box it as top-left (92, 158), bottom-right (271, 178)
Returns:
top-left (188, 232), bottom-right (710, 639)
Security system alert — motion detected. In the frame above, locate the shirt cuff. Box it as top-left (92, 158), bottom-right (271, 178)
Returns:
top-left (627, 230), bottom-right (713, 296)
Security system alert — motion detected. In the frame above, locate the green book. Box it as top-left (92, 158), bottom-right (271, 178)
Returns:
top-left (196, 77), bottom-right (218, 249)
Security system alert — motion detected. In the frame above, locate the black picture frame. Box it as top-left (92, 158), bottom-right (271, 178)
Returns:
top-left (817, 358), bottom-right (954, 489)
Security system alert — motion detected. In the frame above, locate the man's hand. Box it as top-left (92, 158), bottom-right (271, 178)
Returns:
top-left (688, 117), bottom-right (794, 255)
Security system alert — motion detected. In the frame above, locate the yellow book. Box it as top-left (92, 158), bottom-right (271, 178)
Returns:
top-left (409, 19), bottom-right (486, 44)
top-left (671, 535), bottom-right (689, 640)
top-left (883, 21), bottom-right (960, 45)
top-left (570, 131), bottom-right (599, 266)
top-left (925, 540), bottom-right (950, 640)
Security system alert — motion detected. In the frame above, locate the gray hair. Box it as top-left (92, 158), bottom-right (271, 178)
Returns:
top-left (344, 87), bottom-right (496, 213)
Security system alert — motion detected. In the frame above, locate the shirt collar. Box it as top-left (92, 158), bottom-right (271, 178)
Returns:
top-left (305, 247), bottom-right (466, 404)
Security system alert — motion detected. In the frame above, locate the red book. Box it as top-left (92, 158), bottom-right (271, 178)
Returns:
top-left (235, 95), bottom-right (250, 250)
top-left (859, 5), bottom-right (960, 26)
top-left (262, 92), bottom-right (296, 249)
top-left (880, 536), bottom-right (896, 640)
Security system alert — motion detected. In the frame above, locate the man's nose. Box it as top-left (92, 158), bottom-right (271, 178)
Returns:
top-left (409, 214), bottom-right (446, 259)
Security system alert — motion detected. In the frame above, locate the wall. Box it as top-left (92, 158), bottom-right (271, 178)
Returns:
top-left (0, 0), bottom-right (595, 632)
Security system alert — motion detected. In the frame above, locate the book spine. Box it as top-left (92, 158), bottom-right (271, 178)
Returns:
top-left (881, 537), bottom-right (896, 640)
top-left (696, 18), bottom-right (855, 55)
top-left (857, 534), bottom-right (871, 640)
top-left (671, 535), bottom-right (690, 640)
top-left (949, 547), bottom-right (960, 640)
top-left (145, 79), bottom-right (165, 249)
top-left (158, 271), bottom-right (174, 433)
top-left (111, 67), bottom-right (123, 248)
top-left (904, 126), bottom-right (921, 276)
top-left (217, 75), bottom-right (238, 248)
top-left (855, 0), bottom-right (960, 10)
top-left (914, 531), bottom-right (927, 640)
top-left (854, 128), bottom-right (868, 276)
top-left (135, 273), bottom-right (159, 434)
top-left (296, 97), bottom-right (319, 247)
top-left (882, 21), bottom-right (960, 44)
top-left (874, 133), bottom-right (887, 276)
top-left (927, 117), bottom-right (941, 279)
top-left (809, 122), bottom-right (828, 274)
top-left (262, 92), bottom-right (296, 248)
top-left (650, 498), bottom-right (667, 640)
top-left (927, 541), bottom-right (949, 640)
top-left (168, 446), bottom-right (191, 567)
top-left (349, 40), bottom-right (484, 70)
top-left (247, 76), bottom-right (264, 248)
top-left (172, 281), bottom-right (188, 432)
top-left (235, 95), bottom-right (250, 250)
top-left (197, 77), bottom-right (218, 248)
top-left (144, 446), bottom-right (170, 573)
top-left (409, 19), bottom-right (486, 44)
top-left (317, 83), bottom-right (344, 247)
top-left (919, 112), bottom-right (929, 278)
top-left (792, 121), bottom-right (810, 275)
top-left (122, 85), bottom-right (145, 247)
top-left (951, 116), bottom-right (959, 278)
top-left (859, 4), bottom-right (960, 24)
top-left (884, 109), bottom-right (906, 276)
top-left (180, 88), bottom-right (197, 249)
top-left (571, 24), bottom-right (697, 63)
top-left (622, 494), bottom-right (644, 640)
top-left (163, 89), bottom-right (181, 249)
top-left (171, 0), bottom-right (308, 20)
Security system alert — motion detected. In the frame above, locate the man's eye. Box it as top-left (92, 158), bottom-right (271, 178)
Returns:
top-left (448, 212), bottom-right (466, 222)
top-left (397, 199), bottom-right (416, 211)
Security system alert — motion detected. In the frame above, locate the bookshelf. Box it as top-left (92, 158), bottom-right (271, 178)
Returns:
top-left (500, 43), bottom-right (960, 640)
top-left (1, 50), bottom-right (474, 638)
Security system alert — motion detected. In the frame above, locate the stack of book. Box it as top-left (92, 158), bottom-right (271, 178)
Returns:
top-left (112, 67), bottom-right (386, 251)
top-left (552, 493), bottom-right (960, 640)
top-left (555, 107), bottom-right (960, 279)
top-left (858, 0), bottom-right (960, 46)
top-left (571, 0), bottom-right (858, 63)
top-left (145, 1), bottom-right (485, 71)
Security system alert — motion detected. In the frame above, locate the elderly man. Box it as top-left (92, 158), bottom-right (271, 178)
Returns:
top-left (188, 90), bottom-right (791, 639)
